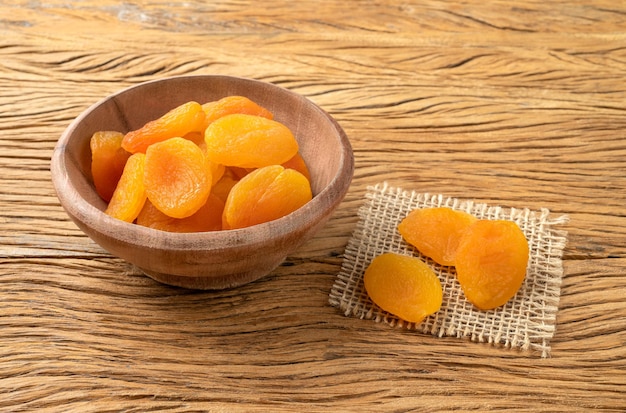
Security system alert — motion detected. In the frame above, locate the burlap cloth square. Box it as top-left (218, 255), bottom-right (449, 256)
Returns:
top-left (329, 182), bottom-right (569, 357)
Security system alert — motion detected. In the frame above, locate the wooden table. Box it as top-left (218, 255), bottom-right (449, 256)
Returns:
top-left (2, 1), bottom-right (625, 411)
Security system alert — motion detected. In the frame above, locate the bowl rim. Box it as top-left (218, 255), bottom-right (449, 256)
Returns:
top-left (51, 74), bottom-right (354, 252)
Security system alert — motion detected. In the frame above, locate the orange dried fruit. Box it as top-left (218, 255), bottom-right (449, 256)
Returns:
top-left (136, 194), bottom-right (224, 233)
top-left (228, 166), bottom-right (254, 180)
top-left (398, 207), bottom-right (477, 266)
top-left (455, 220), bottom-right (529, 310)
top-left (282, 152), bottom-right (311, 181)
top-left (90, 131), bottom-right (131, 202)
top-left (104, 153), bottom-right (147, 222)
top-left (144, 137), bottom-right (212, 219)
top-left (223, 165), bottom-right (312, 229)
top-left (364, 252), bottom-right (443, 324)
top-left (195, 140), bottom-right (226, 185)
top-left (122, 101), bottom-right (207, 154)
top-left (182, 131), bottom-right (205, 146)
top-left (202, 95), bottom-right (273, 125)
top-left (204, 114), bottom-right (298, 168)
top-left (209, 161), bottom-right (226, 185)
top-left (211, 168), bottom-right (239, 204)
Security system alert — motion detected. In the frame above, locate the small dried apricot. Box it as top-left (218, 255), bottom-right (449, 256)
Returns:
top-left (136, 194), bottom-right (224, 233)
top-left (455, 220), bottom-right (529, 310)
top-left (195, 140), bottom-right (226, 185)
top-left (122, 101), bottom-right (207, 154)
top-left (202, 95), bottom-right (273, 125)
top-left (104, 153), bottom-right (147, 222)
top-left (211, 168), bottom-right (239, 204)
top-left (223, 165), bottom-right (312, 229)
top-left (144, 137), bottom-right (212, 219)
top-left (90, 131), bottom-right (131, 202)
top-left (208, 161), bottom-right (225, 185)
top-left (398, 207), bottom-right (477, 266)
top-left (364, 253), bottom-right (443, 324)
top-left (228, 166), bottom-right (254, 180)
top-left (282, 152), bottom-right (311, 181)
top-left (182, 131), bottom-right (205, 146)
top-left (204, 114), bottom-right (298, 168)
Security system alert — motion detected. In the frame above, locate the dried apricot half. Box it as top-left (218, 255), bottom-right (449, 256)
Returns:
top-left (398, 207), bottom-right (477, 266)
top-left (144, 137), bottom-right (212, 219)
top-left (223, 165), bottom-right (312, 229)
top-left (455, 220), bottom-right (529, 310)
top-left (90, 131), bottom-right (131, 202)
top-left (282, 152), bottom-right (311, 181)
top-left (364, 252), bottom-right (443, 324)
top-left (202, 95), bottom-right (273, 125)
top-left (204, 114), bottom-right (298, 169)
top-left (211, 168), bottom-right (240, 204)
top-left (104, 152), bottom-right (147, 223)
top-left (136, 194), bottom-right (224, 233)
top-left (122, 101), bottom-right (207, 154)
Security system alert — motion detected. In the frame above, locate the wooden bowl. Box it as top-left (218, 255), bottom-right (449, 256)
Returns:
top-left (50, 75), bottom-right (354, 289)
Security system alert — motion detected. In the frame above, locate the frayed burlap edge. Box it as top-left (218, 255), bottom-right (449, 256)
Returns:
top-left (329, 182), bottom-right (569, 358)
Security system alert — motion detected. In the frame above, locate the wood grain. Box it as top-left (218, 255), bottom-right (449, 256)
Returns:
top-left (1, 0), bottom-right (625, 411)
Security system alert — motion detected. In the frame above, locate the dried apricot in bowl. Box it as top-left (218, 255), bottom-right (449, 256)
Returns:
top-left (398, 207), bottom-right (477, 266)
top-left (144, 137), bottom-right (212, 219)
top-left (455, 220), bottom-right (529, 310)
top-left (136, 194), bottom-right (224, 233)
top-left (204, 114), bottom-right (299, 168)
top-left (363, 252), bottom-right (443, 324)
top-left (122, 101), bottom-right (207, 154)
top-left (223, 165), bottom-right (312, 230)
top-left (202, 95), bottom-right (273, 124)
top-left (281, 152), bottom-right (311, 181)
top-left (104, 152), bottom-right (147, 223)
top-left (90, 131), bottom-right (131, 202)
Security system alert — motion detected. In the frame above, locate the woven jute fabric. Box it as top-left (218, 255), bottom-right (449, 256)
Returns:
top-left (329, 182), bottom-right (569, 357)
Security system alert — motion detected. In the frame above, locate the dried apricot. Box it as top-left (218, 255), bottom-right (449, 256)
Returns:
top-left (223, 165), bottom-right (312, 229)
top-left (104, 153), bottom-right (147, 222)
top-left (228, 166), bottom-right (254, 180)
top-left (211, 168), bottom-right (239, 204)
top-left (282, 152), bottom-right (311, 181)
top-left (136, 194), bottom-right (224, 233)
top-left (364, 253), bottom-right (443, 324)
top-left (202, 95), bottom-right (273, 125)
top-left (195, 140), bottom-right (226, 184)
top-left (90, 131), bottom-right (131, 202)
top-left (122, 101), bottom-right (207, 154)
top-left (455, 220), bottom-right (529, 310)
top-left (182, 131), bottom-right (205, 146)
top-left (208, 161), bottom-right (225, 185)
top-left (398, 207), bottom-right (477, 266)
top-left (204, 114), bottom-right (298, 168)
top-left (144, 137), bottom-right (212, 219)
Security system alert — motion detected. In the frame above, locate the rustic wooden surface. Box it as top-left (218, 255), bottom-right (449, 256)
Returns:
top-left (1, 1), bottom-right (625, 411)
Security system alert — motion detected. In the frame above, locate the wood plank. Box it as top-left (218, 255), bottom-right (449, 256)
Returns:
top-left (0, 257), bottom-right (623, 411)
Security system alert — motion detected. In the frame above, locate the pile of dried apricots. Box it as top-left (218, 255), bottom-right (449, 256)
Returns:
top-left (90, 96), bottom-right (312, 232)
top-left (364, 207), bottom-right (529, 320)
